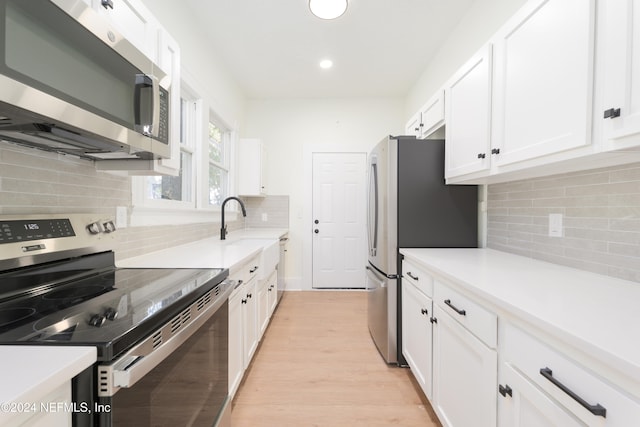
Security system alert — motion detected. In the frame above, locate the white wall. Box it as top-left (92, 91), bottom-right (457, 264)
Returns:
top-left (242, 97), bottom-right (404, 290)
top-left (405, 0), bottom-right (527, 118)
top-left (141, 0), bottom-right (246, 128)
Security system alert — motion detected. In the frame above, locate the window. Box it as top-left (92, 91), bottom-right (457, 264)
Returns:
top-left (132, 79), bottom-right (235, 226)
top-left (144, 95), bottom-right (196, 205)
top-left (208, 119), bottom-right (231, 207)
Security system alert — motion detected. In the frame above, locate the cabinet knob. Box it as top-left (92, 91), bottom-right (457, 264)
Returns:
top-left (604, 108), bottom-right (621, 119)
top-left (498, 384), bottom-right (512, 398)
top-left (477, 153), bottom-right (486, 159)
top-left (491, 148), bottom-right (500, 155)
top-left (430, 317), bottom-right (437, 324)
top-left (420, 308), bottom-right (428, 315)
top-left (241, 299), bottom-right (247, 304)
top-left (101, 0), bottom-right (114, 9)
top-left (314, 229), bottom-right (319, 234)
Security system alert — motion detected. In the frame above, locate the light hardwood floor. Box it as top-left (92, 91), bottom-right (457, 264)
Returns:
top-left (231, 291), bottom-right (442, 427)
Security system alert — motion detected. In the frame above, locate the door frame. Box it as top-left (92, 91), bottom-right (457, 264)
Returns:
top-left (302, 144), bottom-right (367, 291)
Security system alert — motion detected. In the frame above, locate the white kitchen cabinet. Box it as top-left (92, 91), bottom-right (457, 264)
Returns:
top-left (599, 0), bottom-right (640, 151)
top-left (238, 138), bottom-right (267, 197)
top-left (405, 111), bottom-right (422, 138)
top-left (91, 0), bottom-right (159, 60)
top-left (242, 277), bottom-right (258, 368)
top-left (432, 300), bottom-right (497, 427)
top-left (401, 279), bottom-right (434, 400)
top-left (418, 90), bottom-right (445, 138)
top-left (490, 0), bottom-right (595, 167)
top-left (257, 276), bottom-right (269, 339)
top-left (498, 362), bottom-right (584, 427)
top-left (7, 382), bottom-right (72, 427)
top-left (267, 269), bottom-right (278, 316)
top-left (444, 44), bottom-right (492, 180)
top-left (501, 323), bottom-right (640, 427)
top-left (228, 281), bottom-right (244, 398)
top-left (406, 90), bottom-right (445, 139)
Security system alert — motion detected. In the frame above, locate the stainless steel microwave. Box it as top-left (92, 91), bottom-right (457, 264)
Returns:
top-left (0, 0), bottom-right (171, 160)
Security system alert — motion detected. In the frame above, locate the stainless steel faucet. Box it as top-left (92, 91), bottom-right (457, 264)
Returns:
top-left (220, 196), bottom-right (247, 240)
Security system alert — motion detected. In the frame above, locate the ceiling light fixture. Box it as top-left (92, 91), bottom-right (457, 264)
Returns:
top-left (309, 0), bottom-right (348, 20)
top-left (319, 59), bottom-right (333, 69)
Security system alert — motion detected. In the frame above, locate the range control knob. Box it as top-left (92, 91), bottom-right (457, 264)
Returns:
top-left (103, 221), bottom-right (116, 233)
top-left (104, 308), bottom-right (118, 321)
top-left (87, 222), bottom-right (102, 235)
top-left (88, 314), bottom-right (106, 327)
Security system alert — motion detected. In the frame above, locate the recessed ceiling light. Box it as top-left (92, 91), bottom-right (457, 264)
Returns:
top-left (309, 0), bottom-right (348, 20)
top-left (319, 59), bottom-right (333, 69)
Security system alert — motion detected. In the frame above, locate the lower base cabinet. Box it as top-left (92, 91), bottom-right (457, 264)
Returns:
top-left (402, 280), bottom-right (433, 400)
top-left (432, 305), bottom-right (497, 427)
top-left (498, 363), bottom-right (584, 427)
top-left (228, 284), bottom-right (244, 397)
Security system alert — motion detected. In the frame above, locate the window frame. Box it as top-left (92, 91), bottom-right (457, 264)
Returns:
top-left (130, 75), bottom-right (237, 227)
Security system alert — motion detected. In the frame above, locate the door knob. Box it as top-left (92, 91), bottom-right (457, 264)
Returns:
top-left (314, 229), bottom-right (319, 234)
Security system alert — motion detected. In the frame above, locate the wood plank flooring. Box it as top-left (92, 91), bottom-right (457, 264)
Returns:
top-left (231, 291), bottom-right (442, 427)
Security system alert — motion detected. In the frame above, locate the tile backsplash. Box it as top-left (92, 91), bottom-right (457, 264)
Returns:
top-left (487, 162), bottom-right (640, 283)
top-left (0, 142), bottom-right (263, 260)
top-left (241, 196), bottom-right (289, 228)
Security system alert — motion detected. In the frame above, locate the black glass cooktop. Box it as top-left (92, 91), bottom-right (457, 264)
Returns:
top-left (0, 252), bottom-right (228, 361)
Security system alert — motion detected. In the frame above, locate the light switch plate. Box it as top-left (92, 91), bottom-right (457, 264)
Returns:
top-left (549, 213), bottom-right (563, 237)
top-left (261, 212), bottom-right (268, 222)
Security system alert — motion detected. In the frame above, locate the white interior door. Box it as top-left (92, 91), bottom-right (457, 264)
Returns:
top-left (312, 152), bottom-right (366, 289)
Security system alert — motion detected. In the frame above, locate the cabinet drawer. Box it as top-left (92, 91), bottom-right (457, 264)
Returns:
top-left (502, 323), bottom-right (640, 426)
top-left (231, 255), bottom-right (261, 286)
top-left (402, 259), bottom-right (433, 297)
top-left (434, 280), bottom-right (497, 348)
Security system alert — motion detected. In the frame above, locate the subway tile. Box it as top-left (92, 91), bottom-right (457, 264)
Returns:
top-left (533, 171), bottom-right (610, 189)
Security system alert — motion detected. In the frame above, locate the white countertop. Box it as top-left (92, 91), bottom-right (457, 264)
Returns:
top-left (400, 248), bottom-right (640, 385)
top-left (0, 346), bottom-right (96, 425)
top-left (117, 228), bottom-right (288, 271)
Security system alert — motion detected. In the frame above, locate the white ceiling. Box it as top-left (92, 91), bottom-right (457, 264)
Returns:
top-left (183, 0), bottom-right (474, 99)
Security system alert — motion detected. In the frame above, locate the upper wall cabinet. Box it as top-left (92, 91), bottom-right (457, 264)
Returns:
top-left (238, 139), bottom-right (267, 197)
top-left (445, 45), bottom-right (492, 180)
top-left (405, 91), bottom-right (445, 139)
top-left (91, 0), bottom-right (159, 61)
top-left (600, 0), bottom-right (640, 151)
top-left (491, 0), bottom-right (596, 167)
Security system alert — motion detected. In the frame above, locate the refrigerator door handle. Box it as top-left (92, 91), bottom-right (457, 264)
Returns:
top-left (368, 157), bottom-right (379, 257)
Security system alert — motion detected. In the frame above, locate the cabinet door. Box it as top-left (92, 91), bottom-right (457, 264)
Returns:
top-left (257, 278), bottom-right (269, 339)
top-left (238, 139), bottom-right (266, 196)
top-left (242, 279), bottom-right (258, 368)
top-left (401, 280), bottom-right (433, 400)
top-left (600, 0), bottom-right (640, 150)
top-left (491, 0), bottom-right (595, 167)
top-left (432, 305), bottom-right (497, 427)
top-left (268, 270), bottom-right (278, 315)
top-left (405, 112), bottom-right (422, 138)
top-left (445, 45), bottom-right (492, 179)
top-left (228, 287), bottom-right (244, 397)
top-left (93, 0), bottom-right (159, 60)
top-left (498, 363), bottom-right (585, 427)
top-left (419, 90), bottom-right (445, 138)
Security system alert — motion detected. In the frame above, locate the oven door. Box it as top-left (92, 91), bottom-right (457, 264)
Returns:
top-left (97, 300), bottom-right (230, 427)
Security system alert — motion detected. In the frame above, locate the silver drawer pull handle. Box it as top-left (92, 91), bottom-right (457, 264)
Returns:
top-left (539, 368), bottom-right (606, 418)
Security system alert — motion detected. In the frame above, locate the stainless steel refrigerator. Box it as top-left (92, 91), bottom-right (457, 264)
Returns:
top-left (366, 135), bottom-right (478, 364)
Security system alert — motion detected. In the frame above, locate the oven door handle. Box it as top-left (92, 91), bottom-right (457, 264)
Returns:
top-left (107, 281), bottom-right (232, 393)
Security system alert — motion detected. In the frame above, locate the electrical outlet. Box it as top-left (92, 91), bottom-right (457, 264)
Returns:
top-left (261, 212), bottom-right (268, 222)
top-left (548, 213), bottom-right (563, 237)
top-left (116, 206), bottom-right (128, 228)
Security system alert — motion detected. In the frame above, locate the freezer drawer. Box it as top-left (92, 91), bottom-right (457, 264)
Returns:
top-left (366, 264), bottom-right (397, 364)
